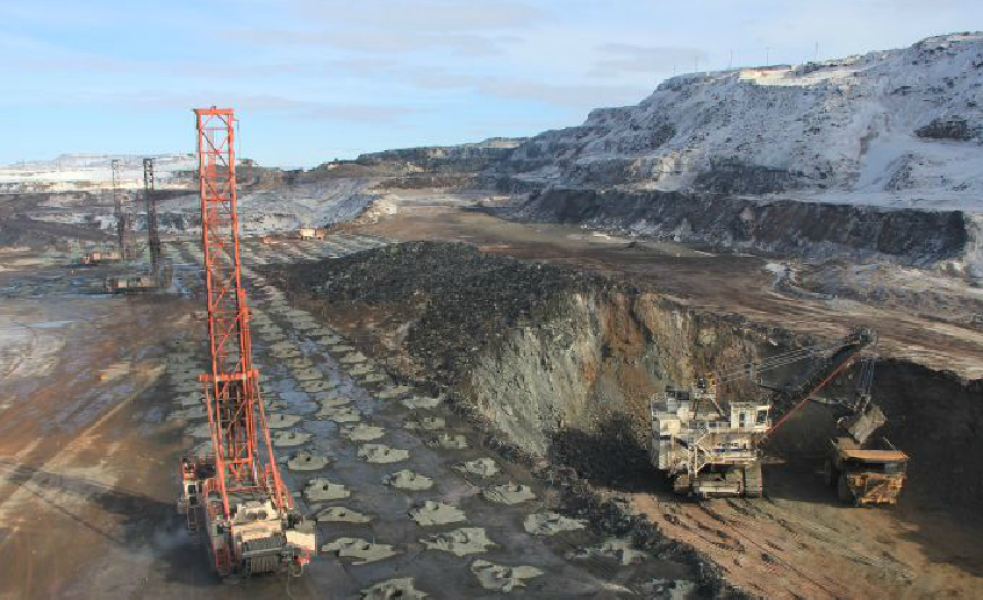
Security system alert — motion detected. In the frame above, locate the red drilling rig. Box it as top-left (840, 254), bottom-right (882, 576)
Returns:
top-left (177, 107), bottom-right (315, 578)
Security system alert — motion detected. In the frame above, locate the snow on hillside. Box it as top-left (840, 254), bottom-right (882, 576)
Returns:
top-left (0, 154), bottom-right (198, 193)
top-left (506, 33), bottom-right (983, 212)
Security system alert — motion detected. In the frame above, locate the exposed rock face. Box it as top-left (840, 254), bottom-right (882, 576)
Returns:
top-left (315, 137), bottom-right (525, 190)
top-left (915, 117), bottom-right (978, 141)
top-left (510, 187), bottom-right (981, 270)
top-left (495, 33), bottom-right (983, 202)
top-left (353, 137), bottom-right (523, 171)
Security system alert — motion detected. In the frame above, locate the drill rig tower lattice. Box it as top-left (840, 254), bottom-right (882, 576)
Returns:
top-left (143, 158), bottom-right (161, 272)
top-left (111, 159), bottom-right (127, 255)
top-left (178, 108), bottom-right (315, 578)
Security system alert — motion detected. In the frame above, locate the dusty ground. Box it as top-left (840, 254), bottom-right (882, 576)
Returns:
top-left (620, 461), bottom-right (983, 600)
top-left (0, 249), bottom-right (321, 599)
top-left (0, 256), bottom-right (198, 598)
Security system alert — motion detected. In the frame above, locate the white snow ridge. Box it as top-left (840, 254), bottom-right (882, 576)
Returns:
top-left (507, 32), bottom-right (983, 212)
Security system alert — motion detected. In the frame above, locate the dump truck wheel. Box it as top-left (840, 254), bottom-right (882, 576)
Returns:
top-left (837, 473), bottom-right (853, 503)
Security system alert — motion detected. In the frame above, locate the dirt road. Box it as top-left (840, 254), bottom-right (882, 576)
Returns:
top-left (0, 257), bottom-right (197, 598)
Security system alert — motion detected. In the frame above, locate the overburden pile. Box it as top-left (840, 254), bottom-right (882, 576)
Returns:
top-left (279, 241), bottom-right (624, 386)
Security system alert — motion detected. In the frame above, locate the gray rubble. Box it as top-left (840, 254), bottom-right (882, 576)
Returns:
top-left (322, 538), bottom-right (400, 565)
top-left (523, 512), bottom-right (587, 536)
top-left (482, 483), bottom-right (536, 505)
top-left (358, 444), bottom-right (409, 464)
top-left (304, 477), bottom-right (352, 502)
top-left (455, 458), bottom-right (499, 478)
top-left (409, 501), bottom-right (466, 526)
top-left (361, 578), bottom-right (427, 600)
top-left (272, 431), bottom-right (312, 447)
top-left (470, 560), bottom-right (544, 593)
top-left (420, 528), bottom-right (495, 556)
top-left (383, 470), bottom-right (433, 491)
top-left (316, 506), bottom-right (372, 524)
top-left (287, 451), bottom-right (330, 471)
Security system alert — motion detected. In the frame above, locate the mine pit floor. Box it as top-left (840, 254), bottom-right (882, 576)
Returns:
top-left (3, 232), bottom-right (983, 600)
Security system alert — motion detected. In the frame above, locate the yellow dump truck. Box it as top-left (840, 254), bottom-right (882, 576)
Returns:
top-left (824, 437), bottom-right (907, 506)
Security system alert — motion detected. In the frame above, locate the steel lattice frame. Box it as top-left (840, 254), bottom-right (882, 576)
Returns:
top-left (112, 159), bottom-right (126, 253)
top-left (143, 158), bottom-right (161, 271)
top-left (194, 108), bottom-right (289, 520)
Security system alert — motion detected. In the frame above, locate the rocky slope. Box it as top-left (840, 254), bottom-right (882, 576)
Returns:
top-left (498, 33), bottom-right (983, 210)
top-left (0, 153), bottom-right (198, 194)
top-left (312, 137), bottom-right (524, 190)
top-left (510, 187), bottom-right (983, 272)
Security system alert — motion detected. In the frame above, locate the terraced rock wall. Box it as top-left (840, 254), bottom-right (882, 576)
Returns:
top-left (510, 187), bottom-right (982, 273)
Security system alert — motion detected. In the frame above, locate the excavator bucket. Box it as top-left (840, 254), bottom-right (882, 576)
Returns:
top-left (841, 403), bottom-right (886, 445)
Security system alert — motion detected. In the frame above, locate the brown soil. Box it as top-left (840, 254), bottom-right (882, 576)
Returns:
top-left (627, 462), bottom-right (983, 600)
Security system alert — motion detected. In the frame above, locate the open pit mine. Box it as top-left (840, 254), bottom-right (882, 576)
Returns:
top-left (2, 31), bottom-right (983, 600)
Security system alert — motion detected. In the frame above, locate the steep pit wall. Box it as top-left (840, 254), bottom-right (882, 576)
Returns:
top-left (275, 242), bottom-right (983, 508)
top-left (509, 187), bottom-right (982, 273)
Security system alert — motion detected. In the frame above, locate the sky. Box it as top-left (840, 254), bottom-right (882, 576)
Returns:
top-left (2, 0), bottom-right (981, 167)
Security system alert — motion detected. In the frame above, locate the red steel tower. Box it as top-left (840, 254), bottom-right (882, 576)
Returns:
top-left (178, 107), bottom-right (315, 578)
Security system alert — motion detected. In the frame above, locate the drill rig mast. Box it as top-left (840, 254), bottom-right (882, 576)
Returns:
top-left (177, 107), bottom-right (315, 578)
top-left (143, 158), bottom-right (161, 273)
top-left (112, 158), bottom-right (128, 256)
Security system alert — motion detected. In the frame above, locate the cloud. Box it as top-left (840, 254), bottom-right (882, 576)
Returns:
top-left (229, 28), bottom-right (509, 56)
top-left (399, 69), bottom-right (648, 109)
top-left (476, 80), bottom-right (650, 109)
top-left (290, 0), bottom-right (551, 32)
top-left (39, 89), bottom-right (422, 124)
top-left (176, 93), bottom-right (423, 124)
top-left (589, 43), bottom-right (710, 77)
top-left (225, 0), bottom-right (552, 57)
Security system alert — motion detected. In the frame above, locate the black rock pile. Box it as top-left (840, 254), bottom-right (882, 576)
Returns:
top-left (281, 241), bottom-right (621, 387)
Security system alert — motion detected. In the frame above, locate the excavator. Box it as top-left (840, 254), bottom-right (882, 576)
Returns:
top-left (649, 328), bottom-right (905, 503)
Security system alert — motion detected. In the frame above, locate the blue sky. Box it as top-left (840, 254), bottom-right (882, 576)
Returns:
top-left (3, 0), bottom-right (981, 167)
